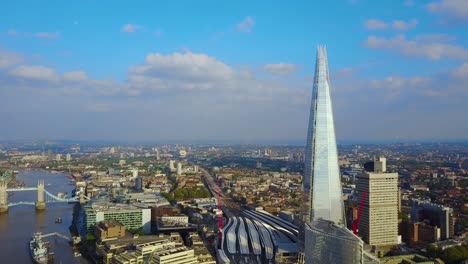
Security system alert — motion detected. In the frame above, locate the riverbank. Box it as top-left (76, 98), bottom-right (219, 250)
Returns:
top-left (0, 169), bottom-right (87, 264)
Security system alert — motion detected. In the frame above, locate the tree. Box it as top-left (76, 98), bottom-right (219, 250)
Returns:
top-left (445, 247), bottom-right (464, 264)
top-left (426, 243), bottom-right (439, 258)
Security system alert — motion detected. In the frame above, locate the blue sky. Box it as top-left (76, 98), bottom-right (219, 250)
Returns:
top-left (1, 0), bottom-right (467, 142)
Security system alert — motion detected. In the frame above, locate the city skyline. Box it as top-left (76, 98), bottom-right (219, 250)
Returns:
top-left (1, 0), bottom-right (468, 142)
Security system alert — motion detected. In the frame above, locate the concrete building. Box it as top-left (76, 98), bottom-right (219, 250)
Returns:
top-left (155, 149), bottom-right (160, 160)
top-left (410, 199), bottom-right (454, 240)
top-left (110, 240), bottom-right (198, 264)
top-left (169, 160), bottom-right (176, 172)
top-left (95, 220), bottom-right (126, 241)
top-left (177, 162), bottom-right (182, 175)
top-left (179, 149), bottom-right (187, 158)
top-left (66, 153), bottom-right (71, 161)
top-left (84, 203), bottom-right (151, 235)
top-left (357, 157), bottom-right (399, 247)
top-left (151, 246), bottom-right (197, 264)
top-left (409, 221), bottom-right (440, 244)
top-left (55, 153), bottom-right (62, 162)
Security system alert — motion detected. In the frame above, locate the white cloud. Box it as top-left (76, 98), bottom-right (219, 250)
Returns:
top-left (392, 19), bottom-right (418, 30)
top-left (130, 51), bottom-right (234, 84)
top-left (452, 62), bottom-right (468, 78)
top-left (365, 19), bottom-right (417, 30)
top-left (427, 0), bottom-right (468, 21)
top-left (364, 34), bottom-right (468, 60)
top-left (0, 51), bottom-right (23, 68)
top-left (365, 19), bottom-right (388, 29)
top-left (413, 33), bottom-right (455, 42)
top-left (2, 48), bottom-right (468, 141)
top-left (262, 63), bottom-right (298, 75)
top-left (35, 32), bottom-right (60, 39)
top-left (237, 16), bottom-right (255, 32)
top-left (335, 67), bottom-right (358, 77)
top-left (9, 65), bottom-right (59, 81)
top-left (122, 24), bottom-right (140, 33)
top-left (7, 29), bottom-right (19, 36)
top-left (63, 71), bottom-right (88, 81)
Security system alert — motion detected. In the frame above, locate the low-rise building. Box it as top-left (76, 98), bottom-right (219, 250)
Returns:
top-left (95, 220), bottom-right (126, 242)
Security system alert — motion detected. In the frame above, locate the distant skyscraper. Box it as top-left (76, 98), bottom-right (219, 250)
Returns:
top-left (66, 153), bottom-right (71, 162)
top-left (155, 149), bottom-right (160, 160)
top-left (169, 160), bottom-right (176, 172)
top-left (356, 157), bottom-right (398, 247)
top-left (302, 46), bottom-right (345, 226)
top-left (177, 162), bottom-right (182, 175)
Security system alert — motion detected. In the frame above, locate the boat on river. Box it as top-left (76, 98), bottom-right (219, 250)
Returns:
top-left (29, 233), bottom-right (49, 264)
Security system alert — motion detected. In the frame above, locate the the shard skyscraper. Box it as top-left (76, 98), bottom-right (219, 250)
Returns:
top-left (302, 47), bottom-right (368, 264)
top-left (302, 46), bottom-right (345, 226)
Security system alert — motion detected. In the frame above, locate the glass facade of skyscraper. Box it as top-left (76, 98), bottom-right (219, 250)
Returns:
top-left (303, 46), bottom-right (345, 226)
top-left (302, 47), bottom-right (368, 264)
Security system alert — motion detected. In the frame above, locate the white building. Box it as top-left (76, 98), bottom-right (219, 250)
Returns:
top-left (84, 203), bottom-right (151, 235)
top-left (66, 153), bottom-right (71, 161)
top-left (55, 154), bottom-right (62, 162)
top-left (356, 157), bottom-right (399, 247)
top-left (177, 162), bottom-right (182, 175)
top-left (169, 160), bottom-right (176, 172)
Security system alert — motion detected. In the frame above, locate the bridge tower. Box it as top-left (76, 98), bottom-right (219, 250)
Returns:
top-left (35, 180), bottom-right (46, 210)
top-left (0, 181), bottom-right (8, 213)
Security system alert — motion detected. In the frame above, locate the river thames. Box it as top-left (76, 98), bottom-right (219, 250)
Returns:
top-left (0, 169), bottom-right (88, 264)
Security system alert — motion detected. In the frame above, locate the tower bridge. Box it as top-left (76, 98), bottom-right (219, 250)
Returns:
top-left (0, 180), bottom-right (86, 213)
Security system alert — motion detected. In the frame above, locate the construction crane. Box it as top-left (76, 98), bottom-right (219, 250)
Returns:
top-left (352, 191), bottom-right (367, 236)
top-left (217, 181), bottom-right (223, 248)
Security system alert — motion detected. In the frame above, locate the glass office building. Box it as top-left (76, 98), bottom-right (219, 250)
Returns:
top-left (305, 220), bottom-right (364, 264)
top-left (302, 46), bottom-right (345, 226)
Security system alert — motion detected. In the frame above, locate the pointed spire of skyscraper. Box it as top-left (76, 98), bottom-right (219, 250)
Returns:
top-left (302, 46), bottom-right (345, 226)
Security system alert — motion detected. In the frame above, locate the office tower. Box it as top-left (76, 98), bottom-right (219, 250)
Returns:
top-left (177, 162), bottom-right (182, 175)
top-left (305, 220), bottom-right (365, 264)
top-left (410, 199), bottom-right (454, 240)
top-left (302, 46), bottom-right (345, 226)
top-left (169, 160), bottom-right (176, 172)
top-left (302, 47), bottom-right (365, 264)
top-left (66, 153), bottom-right (71, 161)
top-left (55, 153), bottom-right (62, 162)
top-left (155, 149), bottom-right (160, 160)
top-left (135, 176), bottom-right (143, 191)
top-left (47, 150), bottom-right (52, 161)
top-left (356, 157), bottom-right (398, 246)
top-left (83, 203), bottom-right (151, 234)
